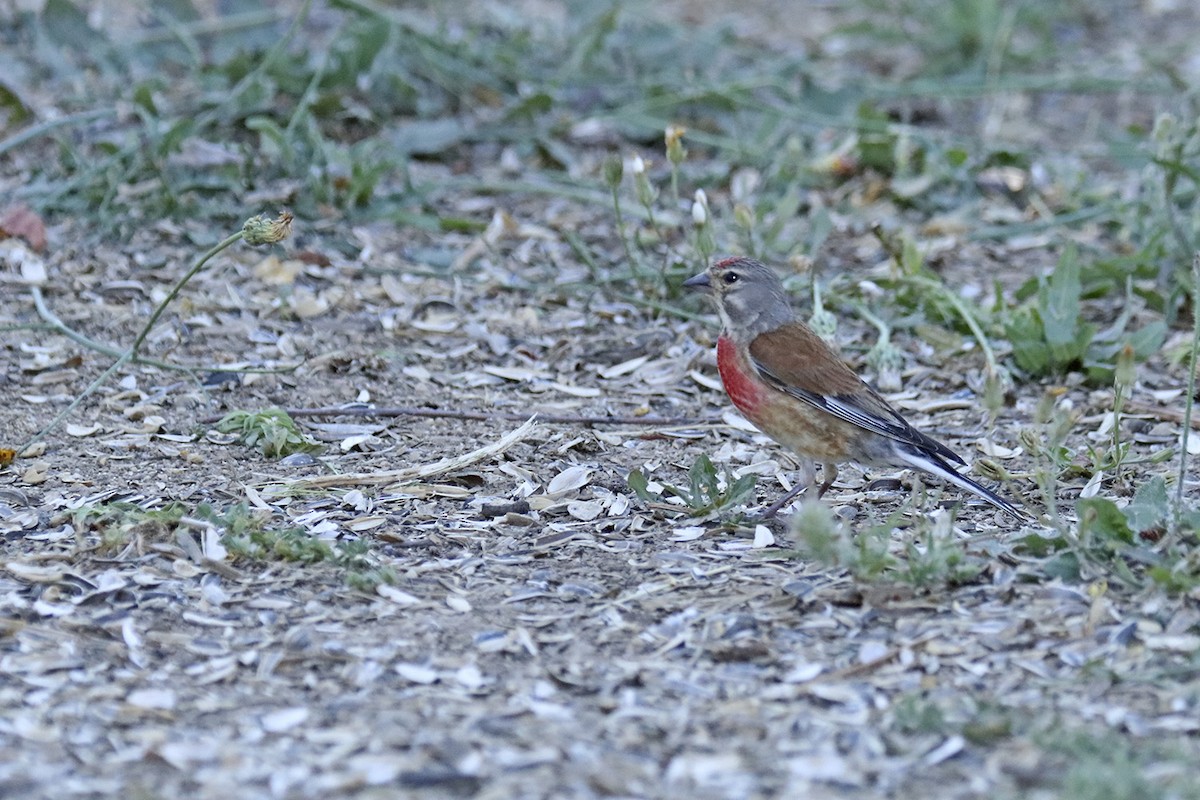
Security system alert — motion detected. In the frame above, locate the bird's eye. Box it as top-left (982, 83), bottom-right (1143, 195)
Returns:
top-left (722, 272), bottom-right (739, 285)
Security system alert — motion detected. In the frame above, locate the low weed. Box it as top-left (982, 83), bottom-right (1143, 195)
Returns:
top-left (72, 500), bottom-right (188, 554)
top-left (72, 499), bottom-right (390, 588)
top-left (1035, 728), bottom-right (1198, 800)
top-left (215, 408), bottom-right (322, 458)
top-left (197, 503), bottom-right (394, 588)
top-left (791, 501), bottom-right (983, 588)
top-left (199, 502), bottom-right (333, 564)
top-left (628, 455), bottom-right (758, 518)
top-left (1005, 246), bottom-right (1166, 382)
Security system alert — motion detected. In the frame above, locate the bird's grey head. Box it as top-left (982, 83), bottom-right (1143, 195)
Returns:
top-left (683, 257), bottom-right (795, 340)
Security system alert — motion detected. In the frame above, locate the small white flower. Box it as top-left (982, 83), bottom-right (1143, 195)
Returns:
top-left (691, 189), bottom-right (709, 225)
top-left (630, 155), bottom-right (645, 174)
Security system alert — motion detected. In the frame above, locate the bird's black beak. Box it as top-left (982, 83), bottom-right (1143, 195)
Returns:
top-left (683, 272), bottom-right (711, 291)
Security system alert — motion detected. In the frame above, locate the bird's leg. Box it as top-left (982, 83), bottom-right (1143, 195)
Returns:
top-left (759, 459), bottom-right (815, 519)
top-left (817, 462), bottom-right (839, 498)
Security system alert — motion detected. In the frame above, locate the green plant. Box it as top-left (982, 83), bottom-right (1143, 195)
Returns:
top-left (1010, 473), bottom-right (1197, 589)
top-left (844, 0), bottom-right (1064, 79)
top-left (1038, 729), bottom-right (1181, 800)
top-left (337, 538), bottom-right (397, 591)
top-left (870, 227), bottom-right (1011, 407)
top-left (1176, 253), bottom-right (1200, 533)
top-left (1133, 111), bottom-right (1200, 302)
top-left (72, 501), bottom-right (188, 554)
top-left (627, 455), bottom-right (758, 517)
top-left (890, 693), bottom-right (949, 735)
top-left (70, 498), bottom-right (387, 586)
top-left (216, 408), bottom-right (322, 458)
top-left (793, 498), bottom-right (984, 588)
top-left (897, 515), bottom-right (984, 586)
top-left (202, 503), bottom-right (335, 564)
top-left (1004, 245), bottom-right (1166, 381)
top-left (198, 503), bottom-right (392, 587)
top-left (792, 499), bottom-right (892, 577)
top-left (606, 140), bottom-right (721, 304)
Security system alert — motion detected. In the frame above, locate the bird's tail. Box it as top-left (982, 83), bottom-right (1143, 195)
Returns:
top-left (895, 446), bottom-right (1030, 520)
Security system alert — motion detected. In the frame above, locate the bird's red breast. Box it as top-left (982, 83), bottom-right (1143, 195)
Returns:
top-left (717, 335), bottom-right (766, 416)
top-left (717, 331), bottom-right (858, 464)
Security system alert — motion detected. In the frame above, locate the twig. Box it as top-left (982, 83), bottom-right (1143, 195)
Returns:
top-left (1124, 400), bottom-right (1200, 429)
top-left (276, 417), bottom-right (540, 489)
top-left (200, 405), bottom-right (722, 428)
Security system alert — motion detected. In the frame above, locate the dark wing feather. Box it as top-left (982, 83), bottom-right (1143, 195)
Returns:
top-left (748, 324), bottom-right (965, 466)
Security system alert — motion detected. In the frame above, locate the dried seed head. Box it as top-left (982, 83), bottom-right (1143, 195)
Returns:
top-left (665, 125), bottom-right (687, 165)
top-left (243, 212), bottom-right (293, 246)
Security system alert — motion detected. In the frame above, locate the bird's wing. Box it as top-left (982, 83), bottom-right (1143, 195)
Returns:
top-left (747, 323), bottom-right (965, 466)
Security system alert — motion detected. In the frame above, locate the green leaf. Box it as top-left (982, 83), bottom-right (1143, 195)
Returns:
top-left (155, 0), bottom-right (201, 23)
top-left (763, 187), bottom-right (802, 246)
top-left (503, 91), bottom-right (554, 122)
top-left (1039, 245), bottom-right (1083, 351)
top-left (806, 205), bottom-right (833, 256)
top-left (688, 455), bottom-right (718, 504)
top-left (0, 83), bottom-right (31, 125)
top-left (899, 236), bottom-right (924, 276)
top-left (1043, 551), bottom-right (1081, 581)
top-left (1012, 531), bottom-right (1069, 557)
top-left (1127, 320), bottom-right (1168, 358)
top-left (564, 3), bottom-right (619, 75)
top-left (627, 470), bottom-right (655, 502)
top-left (1005, 307), bottom-right (1051, 375)
top-left (723, 474), bottom-right (759, 509)
top-left (245, 115), bottom-right (290, 159)
top-left (854, 102), bottom-right (897, 173)
top-left (42, 0), bottom-right (109, 52)
top-left (216, 409), bottom-right (321, 458)
top-left (1148, 565), bottom-right (1200, 593)
top-left (327, 19), bottom-right (389, 87)
top-left (159, 118), bottom-right (195, 156)
top-left (1076, 497), bottom-right (1135, 546)
top-left (1124, 476), bottom-right (1168, 533)
top-left (387, 118), bottom-right (470, 156)
top-left (132, 83), bottom-right (158, 116)
top-left (534, 136), bottom-right (575, 172)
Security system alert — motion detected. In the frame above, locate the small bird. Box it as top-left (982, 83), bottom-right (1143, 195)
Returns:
top-left (684, 256), bottom-right (1027, 519)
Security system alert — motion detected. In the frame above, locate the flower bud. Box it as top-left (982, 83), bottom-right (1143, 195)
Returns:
top-left (866, 340), bottom-right (904, 392)
top-left (974, 458), bottom-right (1010, 482)
top-left (691, 189), bottom-right (709, 226)
top-left (603, 154), bottom-right (624, 189)
top-left (633, 156), bottom-right (656, 208)
top-left (733, 203), bottom-right (754, 232)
